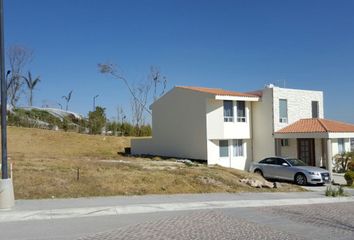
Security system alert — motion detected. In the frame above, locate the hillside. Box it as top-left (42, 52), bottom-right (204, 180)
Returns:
top-left (6, 127), bottom-right (302, 199)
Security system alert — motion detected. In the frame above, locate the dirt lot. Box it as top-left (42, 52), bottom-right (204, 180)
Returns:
top-left (6, 127), bottom-right (303, 199)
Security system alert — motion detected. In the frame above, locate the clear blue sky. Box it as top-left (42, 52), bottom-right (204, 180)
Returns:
top-left (4, 0), bottom-right (354, 123)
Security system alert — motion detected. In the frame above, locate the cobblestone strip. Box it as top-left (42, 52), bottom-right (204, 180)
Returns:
top-left (260, 202), bottom-right (354, 238)
top-left (77, 210), bottom-right (304, 240)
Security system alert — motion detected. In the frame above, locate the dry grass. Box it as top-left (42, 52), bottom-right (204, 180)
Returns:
top-left (6, 126), bottom-right (303, 199)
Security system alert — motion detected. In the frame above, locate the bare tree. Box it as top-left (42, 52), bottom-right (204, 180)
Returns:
top-left (7, 45), bottom-right (33, 107)
top-left (116, 105), bottom-right (126, 124)
top-left (130, 82), bottom-right (151, 133)
top-left (62, 90), bottom-right (73, 111)
top-left (98, 63), bottom-right (167, 116)
top-left (22, 71), bottom-right (40, 106)
top-left (149, 66), bottom-right (167, 101)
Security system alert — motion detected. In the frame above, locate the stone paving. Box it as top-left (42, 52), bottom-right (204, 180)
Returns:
top-left (261, 202), bottom-right (354, 238)
top-left (77, 203), bottom-right (354, 240)
top-left (77, 210), bottom-right (303, 240)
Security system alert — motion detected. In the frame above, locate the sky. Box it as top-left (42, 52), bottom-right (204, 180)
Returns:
top-left (4, 0), bottom-right (354, 123)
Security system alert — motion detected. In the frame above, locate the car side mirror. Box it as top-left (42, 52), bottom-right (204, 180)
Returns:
top-left (282, 163), bottom-right (289, 167)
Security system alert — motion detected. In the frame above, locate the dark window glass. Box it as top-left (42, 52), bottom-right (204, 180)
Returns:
top-left (338, 138), bottom-right (345, 153)
top-left (223, 100), bottom-right (233, 122)
top-left (219, 140), bottom-right (229, 157)
top-left (260, 158), bottom-right (277, 165)
top-left (279, 99), bottom-right (288, 123)
top-left (312, 101), bottom-right (319, 118)
top-left (236, 101), bottom-right (246, 122)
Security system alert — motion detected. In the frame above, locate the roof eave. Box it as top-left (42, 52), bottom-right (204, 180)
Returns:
top-left (215, 95), bottom-right (260, 102)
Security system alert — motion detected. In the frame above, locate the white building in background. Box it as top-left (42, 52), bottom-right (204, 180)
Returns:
top-left (131, 85), bottom-right (354, 172)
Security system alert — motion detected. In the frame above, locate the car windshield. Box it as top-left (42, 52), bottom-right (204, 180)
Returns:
top-left (287, 159), bottom-right (308, 166)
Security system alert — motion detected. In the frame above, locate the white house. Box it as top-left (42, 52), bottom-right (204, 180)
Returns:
top-left (132, 85), bottom-right (354, 173)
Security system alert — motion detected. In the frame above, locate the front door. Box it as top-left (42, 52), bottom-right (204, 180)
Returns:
top-left (297, 139), bottom-right (315, 166)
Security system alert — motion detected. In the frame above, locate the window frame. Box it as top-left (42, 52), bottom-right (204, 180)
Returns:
top-left (311, 101), bottom-right (319, 118)
top-left (223, 100), bottom-right (234, 122)
top-left (236, 101), bottom-right (246, 122)
top-left (233, 139), bottom-right (244, 157)
top-left (351, 138), bottom-right (354, 152)
top-left (279, 99), bottom-right (288, 123)
top-left (338, 138), bottom-right (345, 153)
top-left (219, 140), bottom-right (229, 157)
top-left (280, 139), bottom-right (289, 147)
top-left (259, 158), bottom-right (277, 165)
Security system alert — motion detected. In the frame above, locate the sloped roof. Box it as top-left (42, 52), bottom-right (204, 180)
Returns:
top-left (276, 118), bottom-right (354, 134)
top-left (176, 86), bottom-right (260, 98)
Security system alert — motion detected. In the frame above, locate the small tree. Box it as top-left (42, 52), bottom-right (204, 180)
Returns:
top-left (62, 90), bottom-right (73, 111)
top-left (88, 106), bottom-right (106, 134)
top-left (22, 71), bottom-right (40, 106)
top-left (7, 45), bottom-right (33, 107)
top-left (333, 152), bottom-right (353, 173)
top-left (98, 63), bottom-right (167, 116)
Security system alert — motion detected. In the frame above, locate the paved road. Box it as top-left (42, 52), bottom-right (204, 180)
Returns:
top-left (1, 202), bottom-right (353, 240)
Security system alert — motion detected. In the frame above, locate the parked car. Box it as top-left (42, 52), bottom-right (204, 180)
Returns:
top-left (249, 157), bottom-right (331, 185)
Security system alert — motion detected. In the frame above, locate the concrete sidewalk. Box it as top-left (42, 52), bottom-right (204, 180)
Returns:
top-left (1, 190), bottom-right (354, 223)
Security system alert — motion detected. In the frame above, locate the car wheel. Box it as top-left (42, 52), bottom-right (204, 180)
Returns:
top-left (294, 173), bottom-right (307, 186)
top-left (254, 169), bottom-right (263, 177)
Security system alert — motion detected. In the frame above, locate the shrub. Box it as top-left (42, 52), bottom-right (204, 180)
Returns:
top-left (333, 152), bottom-right (353, 173)
top-left (344, 171), bottom-right (354, 186)
top-left (325, 185), bottom-right (346, 197)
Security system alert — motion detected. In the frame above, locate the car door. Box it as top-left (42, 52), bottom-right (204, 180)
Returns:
top-left (259, 158), bottom-right (277, 178)
top-left (274, 158), bottom-right (294, 180)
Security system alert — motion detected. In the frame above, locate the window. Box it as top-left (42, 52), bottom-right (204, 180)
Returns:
top-left (338, 138), bottom-right (345, 153)
top-left (351, 139), bottom-right (354, 151)
top-left (279, 99), bottom-right (288, 123)
top-left (312, 101), bottom-right (319, 118)
top-left (280, 139), bottom-right (289, 147)
top-left (236, 101), bottom-right (246, 122)
top-left (219, 140), bottom-right (229, 157)
top-left (259, 158), bottom-right (277, 165)
top-left (275, 158), bottom-right (288, 166)
top-left (233, 139), bottom-right (244, 157)
top-left (223, 100), bottom-right (234, 122)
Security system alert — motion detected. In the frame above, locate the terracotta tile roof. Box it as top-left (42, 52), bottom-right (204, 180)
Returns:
top-left (276, 118), bottom-right (354, 134)
top-left (176, 86), bottom-right (260, 98)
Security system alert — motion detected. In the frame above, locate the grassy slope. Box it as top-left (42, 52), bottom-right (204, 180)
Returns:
top-left (6, 127), bottom-right (302, 199)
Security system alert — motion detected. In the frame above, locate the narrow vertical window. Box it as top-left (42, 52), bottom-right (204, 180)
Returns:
top-left (312, 101), bottom-right (319, 118)
top-left (338, 138), bottom-right (345, 153)
top-left (219, 140), bottom-right (229, 157)
top-left (279, 99), bottom-right (288, 123)
top-left (236, 101), bottom-right (246, 122)
top-left (351, 138), bottom-right (354, 151)
top-left (223, 100), bottom-right (234, 122)
top-left (233, 139), bottom-right (244, 157)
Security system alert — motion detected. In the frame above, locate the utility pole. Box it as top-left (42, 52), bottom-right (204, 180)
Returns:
top-left (93, 94), bottom-right (99, 111)
top-left (0, 0), bottom-right (15, 209)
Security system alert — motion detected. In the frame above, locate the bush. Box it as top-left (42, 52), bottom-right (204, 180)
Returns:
top-left (325, 185), bottom-right (346, 197)
top-left (333, 152), bottom-right (353, 173)
top-left (344, 171), bottom-right (354, 186)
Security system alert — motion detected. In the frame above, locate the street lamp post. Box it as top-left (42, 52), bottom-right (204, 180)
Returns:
top-left (0, 0), bottom-right (15, 209)
top-left (93, 94), bottom-right (99, 111)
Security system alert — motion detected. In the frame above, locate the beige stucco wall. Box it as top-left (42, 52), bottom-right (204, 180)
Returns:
top-left (132, 88), bottom-right (209, 160)
top-left (206, 100), bottom-right (251, 140)
top-left (251, 88), bottom-right (275, 161)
